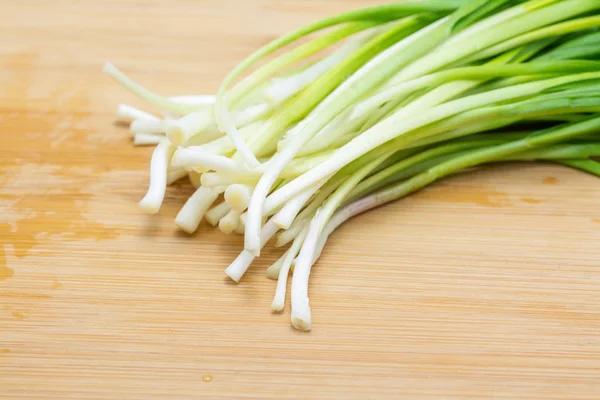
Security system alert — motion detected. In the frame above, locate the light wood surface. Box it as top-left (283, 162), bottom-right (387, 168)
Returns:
top-left (2, 1), bottom-right (600, 399)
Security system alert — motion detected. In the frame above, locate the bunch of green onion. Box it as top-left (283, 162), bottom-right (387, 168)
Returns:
top-left (106, 0), bottom-right (600, 331)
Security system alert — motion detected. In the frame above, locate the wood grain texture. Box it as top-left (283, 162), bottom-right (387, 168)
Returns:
top-left (1, 1), bottom-right (600, 399)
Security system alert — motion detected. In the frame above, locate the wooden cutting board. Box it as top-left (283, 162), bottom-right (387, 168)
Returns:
top-left (2, 1), bottom-right (600, 399)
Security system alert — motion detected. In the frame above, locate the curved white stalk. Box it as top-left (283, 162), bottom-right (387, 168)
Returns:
top-left (167, 104), bottom-right (269, 147)
top-left (290, 211), bottom-right (324, 331)
top-left (274, 180), bottom-right (337, 247)
top-left (225, 219), bottom-right (279, 282)
top-left (243, 121), bottom-right (314, 255)
top-left (224, 184), bottom-right (253, 212)
top-left (174, 186), bottom-right (219, 234)
top-left (306, 191), bottom-right (387, 264)
top-left (219, 209), bottom-right (241, 234)
top-left (133, 133), bottom-right (163, 146)
top-left (312, 212), bottom-right (345, 264)
top-left (271, 227), bottom-right (308, 312)
top-left (139, 140), bottom-right (176, 214)
top-left (117, 104), bottom-right (159, 122)
top-left (288, 155), bottom-right (384, 329)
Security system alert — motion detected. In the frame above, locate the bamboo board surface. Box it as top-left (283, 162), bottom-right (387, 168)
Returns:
top-left (1, 1), bottom-right (600, 399)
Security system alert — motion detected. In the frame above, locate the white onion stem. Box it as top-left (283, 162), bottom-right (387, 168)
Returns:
top-left (290, 211), bottom-right (323, 331)
top-left (172, 148), bottom-right (252, 175)
top-left (244, 126), bottom-right (312, 255)
top-left (271, 227), bottom-right (308, 312)
top-left (139, 140), bottom-right (176, 214)
top-left (219, 209), bottom-right (241, 234)
top-left (225, 219), bottom-right (279, 282)
top-left (131, 119), bottom-right (165, 135)
top-left (224, 184), bottom-right (253, 212)
top-left (175, 186), bottom-right (219, 234)
top-left (165, 108), bottom-right (218, 146)
top-left (205, 202), bottom-right (231, 226)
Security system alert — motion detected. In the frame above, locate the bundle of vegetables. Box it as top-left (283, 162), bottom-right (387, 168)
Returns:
top-left (106, 0), bottom-right (600, 331)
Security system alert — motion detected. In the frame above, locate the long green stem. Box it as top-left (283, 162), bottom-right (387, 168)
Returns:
top-left (363, 116), bottom-right (600, 209)
top-left (557, 159), bottom-right (600, 177)
top-left (265, 73), bottom-right (600, 213)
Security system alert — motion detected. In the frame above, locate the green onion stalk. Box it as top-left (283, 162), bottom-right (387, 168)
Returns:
top-left (105, 0), bottom-right (600, 331)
